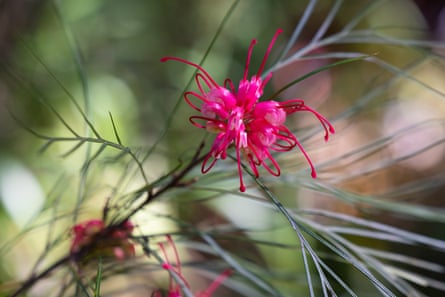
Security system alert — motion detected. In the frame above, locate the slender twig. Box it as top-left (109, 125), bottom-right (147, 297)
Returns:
top-left (9, 141), bottom-right (205, 296)
top-left (122, 141), bottom-right (206, 222)
top-left (10, 256), bottom-right (70, 297)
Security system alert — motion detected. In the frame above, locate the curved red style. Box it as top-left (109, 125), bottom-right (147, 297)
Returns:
top-left (162, 29), bottom-right (334, 192)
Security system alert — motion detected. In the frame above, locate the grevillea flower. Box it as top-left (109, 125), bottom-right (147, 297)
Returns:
top-left (70, 219), bottom-right (135, 262)
top-left (161, 29), bottom-right (334, 192)
top-left (153, 235), bottom-right (231, 297)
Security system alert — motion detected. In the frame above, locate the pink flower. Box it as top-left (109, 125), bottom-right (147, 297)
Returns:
top-left (71, 219), bottom-right (105, 253)
top-left (161, 29), bottom-right (334, 192)
top-left (153, 235), bottom-right (231, 297)
top-left (70, 219), bottom-right (135, 262)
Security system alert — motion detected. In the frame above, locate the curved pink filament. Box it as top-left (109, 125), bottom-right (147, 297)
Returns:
top-left (260, 151), bottom-right (281, 176)
top-left (185, 90), bottom-right (210, 104)
top-left (233, 125), bottom-right (253, 192)
top-left (195, 73), bottom-right (214, 95)
top-left (247, 143), bottom-right (280, 176)
top-left (189, 116), bottom-right (226, 132)
top-left (243, 39), bottom-right (258, 80)
top-left (224, 78), bottom-right (235, 93)
top-left (161, 57), bottom-right (219, 88)
top-left (159, 242), bottom-right (177, 294)
top-left (271, 127), bottom-right (297, 151)
top-left (279, 99), bottom-right (335, 141)
top-left (257, 28), bottom-right (283, 77)
top-left (188, 116), bottom-right (210, 129)
top-left (262, 72), bottom-right (273, 89)
top-left (301, 105), bottom-right (335, 141)
top-left (184, 92), bottom-right (203, 112)
top-left (247, 153), bottom-right (260, 178)
top-left (201, 153), bottom-right (219, 174)
top-left (235, 146), bottom-right (246, 192)
top-left (299, 105), bottom-right (335, 140)
top-left (159, 235), bottom-right (192, 295)
top-left (294, 138), bottom-right (317, 178)
top-left (197, 269), bottom-right (232, 297)
top-left (166, 235), bottom-right (181, 274)
top-left (279, 99), bottom-right (305, 114)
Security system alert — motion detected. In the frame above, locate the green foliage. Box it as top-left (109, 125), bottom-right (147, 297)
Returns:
top-left (1, 0), bottom-right (445, 296)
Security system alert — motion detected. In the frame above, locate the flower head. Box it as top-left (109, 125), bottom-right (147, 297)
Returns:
top-left (161, 29), bottom-right (334, 192)
top-left (70, 219), bottom-right (135, 262)
top-left (153, 235), bottom-right (231, 297)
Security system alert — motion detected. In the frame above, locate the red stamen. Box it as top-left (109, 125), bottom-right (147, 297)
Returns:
top-left (294, 139), bottom-right (317, 178)
top-left (202, 153), bottom-right (219, 174)
top-left (260, 151), bottom-right (281, 176)
top-left (279, 99), bottom-right (305, 114)
top-left (159, 242), bottom-right (176, 293)
top-left (161, 57), bottom-right (219, 88)
top-left (224, 79), bottom-right (235, 93)
top-left (166, 235), bottom-right (181, 274)
top-left (300, 105), bottom-right (335, 141)
top-left (272, 126), bottom-right (298, 151)
top-left (243, 39), bottom-right (257, 80)
top-left (159, 235), bottom-right (192, 295)
top-left (163, 28), bottom-right (334, 190)
top-left (195, 73), bottom-right (214, 95)
top-left (184, 92), bottom-right (203, 112)
top-left (247, 153), bottom-right (260, 177)
top-left (198, 269), bottom-right (233, 297)
top-left (236, 146), bottom-right (246, 192)
top-left (262, 72), bottom-right (273, 88)
top-left (257, 28), bottom-right (283, 77)
top-left (189, 115), bottom-right (224, 129)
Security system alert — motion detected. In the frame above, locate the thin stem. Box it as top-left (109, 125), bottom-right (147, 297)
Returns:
top-left (122, 141), bottom-right (207, 222)
top-left (10, 256), bottom-right (70, 297)
top-left (311, 0), bottom-right (343, 43)
top-left (140, 0), bottom-right (240, 165)
top-left (277, 0), bottom-right (318, 61)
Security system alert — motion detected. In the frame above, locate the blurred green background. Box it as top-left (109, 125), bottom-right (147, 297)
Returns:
top-left (1, 0), bottom-right (445, 296)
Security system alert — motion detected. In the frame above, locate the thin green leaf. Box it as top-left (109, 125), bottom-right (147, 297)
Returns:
top-left (311, 0), bottom-right (343, 44)
top-left (253, 176), bottom-right (396, 296)
top-left (140, 0), bottom-right (240, 164)
top-left (269, 55), bottom-right (369, 99)
top-left (109, 112), bottom-right (123, 145)
top-left (278, 0), bottom-right (318, 61)
top-left (52, 1), bottom-right (97, 138)
top-left (3, 66), bottom-right (80, 137)
top-left (303, 182), bottom-right (445, 223)
top-left (358, 247), bottom-right (445, 273)
top-left (201, 232), bottom-right (283, 297)
top-left (300, 209), bottom-right (445, 249)
top-left (94, 258), bottom-right (103, 297)
top-left (341, 0), bottom-right (385, 33)
top-left (81, 143), bottom-right (107, 173)
top-left (150, 248), bottom-right (195, 297)
top-left (61, 139), bottom-right (87, 158)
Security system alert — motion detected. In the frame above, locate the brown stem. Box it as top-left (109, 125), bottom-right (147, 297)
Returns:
top-left (10, 142), bottom-right (207, 296)
top-left (122, 141), bottom-right (206, 221)
top-left (9, 256), bottom-right (70, 297)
